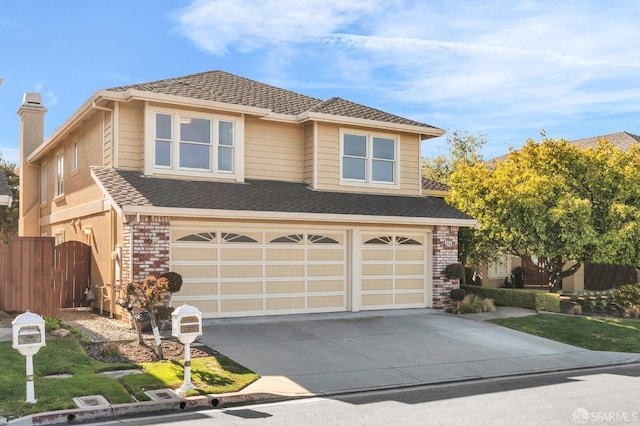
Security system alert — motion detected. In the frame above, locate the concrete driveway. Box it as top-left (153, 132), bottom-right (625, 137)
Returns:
top-left (200, 308), bottom-right (639, 396)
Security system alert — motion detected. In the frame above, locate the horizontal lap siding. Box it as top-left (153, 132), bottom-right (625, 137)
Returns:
top-left (244, 119), bottom-right (304, 182)
top-left (117, 102), bottom-right (143, 169)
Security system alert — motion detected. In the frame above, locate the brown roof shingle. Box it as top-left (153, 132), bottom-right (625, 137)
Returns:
top-left (571, 131), bottom-right (640, 151)
top-left (106, 70), bottom-right (440, 130)
top-left (91, 167), bottom-right (472, 221)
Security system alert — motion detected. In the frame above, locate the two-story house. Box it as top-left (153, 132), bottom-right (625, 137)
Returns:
top-left (18, 70), bottom-right (475, 319)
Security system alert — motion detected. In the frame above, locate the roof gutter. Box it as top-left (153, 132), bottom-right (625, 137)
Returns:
top-left (297, 111), bottom-right (445, 139)
top-left (27, 90), bottom-right (121, 163)
top-left (119, 204), bottom-right (477, 228)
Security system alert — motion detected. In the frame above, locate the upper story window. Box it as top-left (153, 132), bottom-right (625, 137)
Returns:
top-left (342, 131), bottom-right (397, 185)
top-left (154, 112), bottom-right (235, 173)
top-left (55, 152), bottom-right (64, 197)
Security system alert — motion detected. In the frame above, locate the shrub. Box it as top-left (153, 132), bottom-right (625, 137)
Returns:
top-left (454, 294), bottom-right (496, 314)
top-left (99, 341), bottom-right (121, 358)
top-left (445, 263), bottom-right (465, 280)
top-left (612, 283), bottom-right (640, 312)
top-left (571, 304), bottom-right (582, 315)
top-left (45, 316), bottom-right (61, 331)
top-left (462, 285), bottom-right (560, 312)
top-left (160, 271), bottom-right (183, 293)
top-left (450, 288), bottom-right (466, 302)
top-left (624, 306), bottom-right (640, 319)
top-left (512, 266), bottom-right (525, 288)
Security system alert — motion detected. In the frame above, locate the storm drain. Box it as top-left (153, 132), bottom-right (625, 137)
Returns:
top-left (144, 389), bottom-right (181, 401)
top-left (73, 395), bottom-right (110, 408)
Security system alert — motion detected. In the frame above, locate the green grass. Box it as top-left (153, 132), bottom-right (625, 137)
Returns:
top-left (489, 314), bottom-right (640, 352)
top-left (0, 335), bottom-right (258, 419)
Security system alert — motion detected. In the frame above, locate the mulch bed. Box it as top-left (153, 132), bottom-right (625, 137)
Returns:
top-left (83, 337), bottom-right (220, 364)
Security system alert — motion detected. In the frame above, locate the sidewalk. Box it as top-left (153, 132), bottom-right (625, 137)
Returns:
top-left (1, 307), bottom-right (638, 425)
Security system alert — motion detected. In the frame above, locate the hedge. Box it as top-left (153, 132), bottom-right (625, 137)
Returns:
top-left (461, 285), bottom-right (560, 313)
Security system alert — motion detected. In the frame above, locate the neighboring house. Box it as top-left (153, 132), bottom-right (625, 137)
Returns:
top-left (483, 131), bottom-right (640, 292)
top-left (0, 170), bottom-right (11, 207)
top-left (17, 70), bottom-right (475, 319)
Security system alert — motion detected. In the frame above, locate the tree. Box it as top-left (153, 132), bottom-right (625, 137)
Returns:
top-left (423, 130), bottom-right (486, 185)
top-left (0, 158), bottom-right (18, 242)
top-left (449, 137), bottom-right (640, 291)
top-left (423, 130), bottom-right (489, 270)
top-left (117, 276), bottom-right (170, 358)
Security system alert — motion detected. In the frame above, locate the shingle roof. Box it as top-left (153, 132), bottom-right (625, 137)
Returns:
top-left (91, 167), bottom-right (472, 221)
top-left (571, 131), bottom-right (640, 151)
top-left (0, 171), bottom-right (10, 197)
top-left (422, 178), bottom-right (450, 193)
top-left (106, 70), bottom-right (440, 131)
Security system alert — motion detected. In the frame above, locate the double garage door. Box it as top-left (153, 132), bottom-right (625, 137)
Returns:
top-left (170, 223), bottom-right (431, 318)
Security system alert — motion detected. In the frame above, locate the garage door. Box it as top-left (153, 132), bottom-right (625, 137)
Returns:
top-left (169, 225), bottom-right (347, 318)
top-left (360, 232), bottom-right (430, 310)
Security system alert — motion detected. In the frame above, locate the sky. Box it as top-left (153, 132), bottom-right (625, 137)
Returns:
top-left (1, 0), bottom-right (639, 165)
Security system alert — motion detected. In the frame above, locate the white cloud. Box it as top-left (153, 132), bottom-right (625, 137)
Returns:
top-left (176, 0), bottom-right (384, 55)
top-left (174, 0), bottom-right (640, 155)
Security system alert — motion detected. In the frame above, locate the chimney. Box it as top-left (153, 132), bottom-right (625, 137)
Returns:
top-left (17, 92), bottom-right (47, 236)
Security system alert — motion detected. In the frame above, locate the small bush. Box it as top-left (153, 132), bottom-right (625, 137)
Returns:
top-left (445, 263), bottom-right (465, 280)
top-left (454, 294), bottom-right (496, 314)
top-left (571, 304), bottom-right (582, 315)
top-left (612, 284), bottom-right (640, 312)
top-left (450, 288), bottom-right (466, 302)
top-left (99, 341), bottom-right (121, 358)
top-left (161, 271), bottom-right (183, 293)
top-left (45, 316), bottom-right (61, 331)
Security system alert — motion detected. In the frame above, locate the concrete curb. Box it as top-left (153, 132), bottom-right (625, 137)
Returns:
top-left (4, 391), bottom-right (312, 425)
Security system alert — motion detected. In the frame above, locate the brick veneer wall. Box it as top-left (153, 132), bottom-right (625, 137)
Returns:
top-left (432, 225), bottom-right (459, 309)
top-left (122, 215), bottom-right (170, 283)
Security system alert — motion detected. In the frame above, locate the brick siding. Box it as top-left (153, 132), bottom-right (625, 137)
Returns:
top-left (432, 225), bottom-right (459, 309)
top-left (122, 215), bottom-right (170, 283)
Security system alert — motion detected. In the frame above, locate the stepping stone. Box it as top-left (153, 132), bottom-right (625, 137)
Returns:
top-left (98, 369), bottom-right (143, 378)
top-left (73, 395), bottom-right (110, 408)
top-left (144, 389), bottom-right (181, 401)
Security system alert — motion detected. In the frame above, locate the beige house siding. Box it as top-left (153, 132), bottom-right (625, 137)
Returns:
top-left (304, 122), bottom-right (314, 185)
top-left (244, 118), bottom-right (305, 182)
top-left (103, 108), bottom-right (113, 167)
top-left (314, 123), bottom-right (421, 196)
top-left (117, 101), bottom-right (143, 170)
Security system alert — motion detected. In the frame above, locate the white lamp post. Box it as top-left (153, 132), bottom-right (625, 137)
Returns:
top-left (12, 311), bottom-right (46, 403)
top-left (171, 304), bottom-right (202, 394)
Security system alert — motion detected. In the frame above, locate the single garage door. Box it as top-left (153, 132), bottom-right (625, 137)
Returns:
top-left (360, 232), bottom-right (430, 310)
top-left (170, 224), bottom-right (347, 318)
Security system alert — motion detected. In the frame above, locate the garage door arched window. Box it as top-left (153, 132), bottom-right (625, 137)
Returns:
top-left (364, 236), bottom-right (422, 246)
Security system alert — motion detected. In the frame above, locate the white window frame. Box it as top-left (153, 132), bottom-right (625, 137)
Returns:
top-left (55, 151), bottom-right (64, 199)
top-left (340, 129), bottom-right (399, 187)
top-left (54, 230), bottom-right (65, 245)
top-left (488, 254), bottom-right (512, 278)
top-left (145, 106), bottom-right (244, 181)
top-left (40, 162), bottom-right (48, 205)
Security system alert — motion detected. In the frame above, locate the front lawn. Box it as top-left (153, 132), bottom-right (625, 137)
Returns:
top-left (489, 314), bottom-right (640, 352)
top-left (0, 336), bottom-right (257, 419)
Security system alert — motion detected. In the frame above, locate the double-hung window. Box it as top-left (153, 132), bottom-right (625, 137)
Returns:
top-left (154, 112), bottom-right (235, 174)
top-left (342, 132), bottom-right (397, 184)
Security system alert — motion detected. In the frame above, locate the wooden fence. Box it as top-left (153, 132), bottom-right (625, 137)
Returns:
top-left (0, 237), bottom-right (91, 318)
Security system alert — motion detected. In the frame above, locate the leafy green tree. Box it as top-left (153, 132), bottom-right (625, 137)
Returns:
top-left (449, 137), bottom-right (640, 291)
top-left (423, 130), bottom-right (486, 185)
top-left (0, 158), bottom-right (18, 242)
top-left (423, 130), bottom-right (488, 270)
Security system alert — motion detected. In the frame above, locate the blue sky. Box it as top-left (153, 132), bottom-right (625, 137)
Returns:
top-left (1, 0), bottom-right (639, 165)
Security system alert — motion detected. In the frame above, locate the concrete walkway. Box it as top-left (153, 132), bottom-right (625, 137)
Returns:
top-left (200, 307), bottom-right (639, 396)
